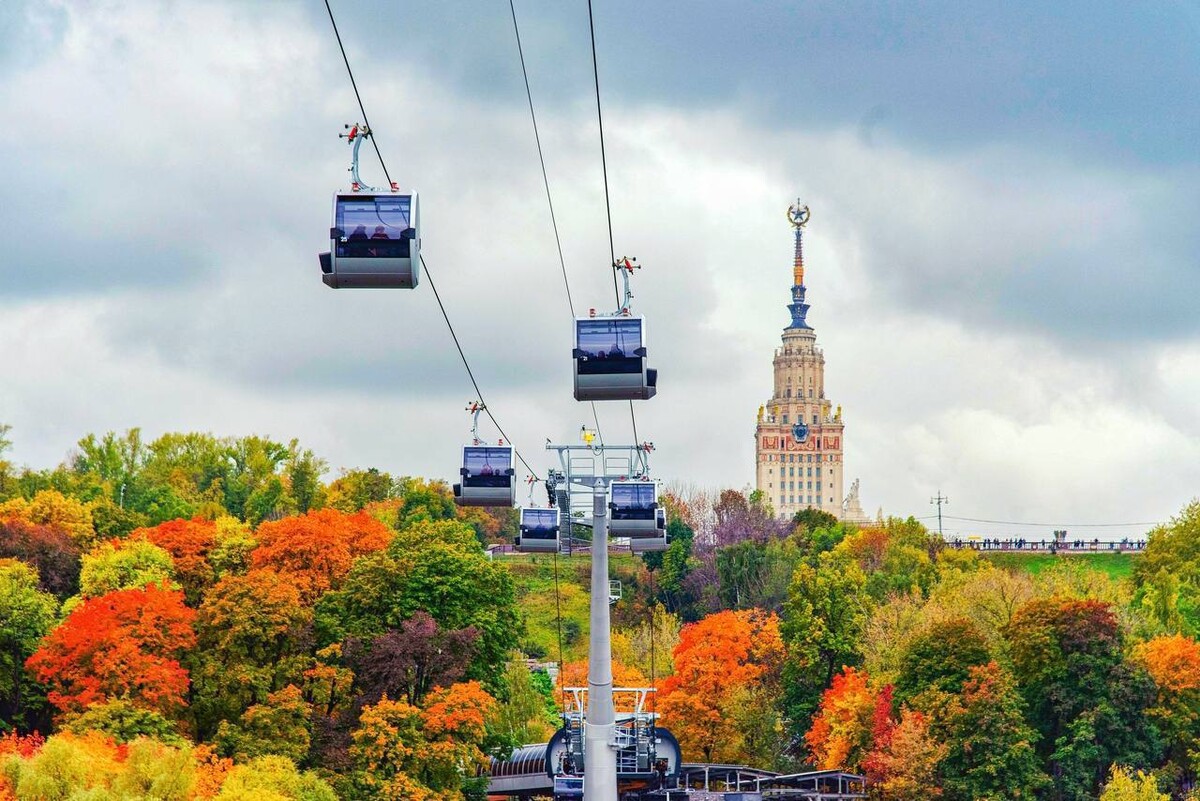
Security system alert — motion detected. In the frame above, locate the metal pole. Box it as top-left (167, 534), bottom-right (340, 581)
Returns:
top-left (584, 480), bottom-right (617, 801)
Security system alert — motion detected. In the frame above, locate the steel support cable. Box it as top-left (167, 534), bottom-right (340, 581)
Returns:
top-left (586, 0), bottom-right (619, 304)
top-left (585, 0), bottom-right (644, 455)
top-left (323, 0), bottom-right (393, 189)
top-left (323, 1), bottom-right (539, 480)
top-left (508, 0), bottom-right (609, 451)
top-left (422, 256), bottom-right (539, 479)
top-left (508, 0), bottom-right (575, 319)
top-left (919, 514), bottom-right (1163, 528)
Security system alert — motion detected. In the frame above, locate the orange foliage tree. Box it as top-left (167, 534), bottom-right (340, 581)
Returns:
top-left (1134, 634), bottom-right (1200, 776)
top-left (25, 583), bottom-right (196, 716)
top-left (352, 680), bottom-right (498, 799)
top-left (136, 517), bottom-right (218, 602)
top-left (251, 509), bottom-right (392, 602)
top-left (557, 659), bottom-right (649, 713)
top-left (657, 610), bottom-right (784, 763)
top-left (805, 666), bottom-right (885, 771)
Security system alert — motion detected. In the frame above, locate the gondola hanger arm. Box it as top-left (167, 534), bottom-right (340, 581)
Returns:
top-left (340, 123), bottom-right (398, 193)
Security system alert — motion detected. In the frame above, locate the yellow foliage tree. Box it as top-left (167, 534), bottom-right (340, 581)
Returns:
top-left (1099, 766), bottom-right (1168, 801)
top-left (0, 490), bottom-right (95, 547)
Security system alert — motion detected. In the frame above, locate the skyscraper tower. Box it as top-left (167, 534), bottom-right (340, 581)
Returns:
top-left (754, 202), bottom-right (846, 519)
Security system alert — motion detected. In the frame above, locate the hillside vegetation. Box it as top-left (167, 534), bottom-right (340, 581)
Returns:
top-left (1, 425), bottom-right (1198, 801)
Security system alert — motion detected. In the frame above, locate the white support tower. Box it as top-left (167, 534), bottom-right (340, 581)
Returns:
top-left (545, 441), bottom-right (653, 801)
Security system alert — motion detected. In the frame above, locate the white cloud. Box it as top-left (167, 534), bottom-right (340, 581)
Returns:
top-left (1, 0), bottom-right (1197, 536)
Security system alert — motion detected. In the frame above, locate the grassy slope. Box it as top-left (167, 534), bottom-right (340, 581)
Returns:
top-left (982, 551), bottom-right (1138, 582)
top-left (503, 552), bottom-right (642, 663)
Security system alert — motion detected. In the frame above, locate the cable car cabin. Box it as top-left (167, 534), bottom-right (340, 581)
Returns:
top-left (319, 193), bottom-right (420, 289)
top-left (608, 481), bottom-right (663, 538)
top-left (516, 508), bottom-right (561, 553)
top-left (573, 317), bottom-right (657, 401)
top-left (454, 446), bottom-right (515, 507)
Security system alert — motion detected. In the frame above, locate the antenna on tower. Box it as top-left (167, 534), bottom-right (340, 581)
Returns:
top-left (930, 490), bottom-right (949, 538)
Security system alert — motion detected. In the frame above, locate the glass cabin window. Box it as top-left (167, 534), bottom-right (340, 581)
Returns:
top-left (576, 318), bottom-right (643, 358)
top-left (463, 447), bottom-right (512, 477)
top-left (523, 509), bottom-right (558, 537)
top-left (612, 482), bottom-right (655, 511)
top-left (336, 195), bottom-right (413, 238)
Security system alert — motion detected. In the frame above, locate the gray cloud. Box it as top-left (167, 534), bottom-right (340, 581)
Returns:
top-left (2, 1), bottom-right (1198, 531)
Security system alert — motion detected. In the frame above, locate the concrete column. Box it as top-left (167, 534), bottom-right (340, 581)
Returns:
top-left (584, 481), bottom-right (617, 801)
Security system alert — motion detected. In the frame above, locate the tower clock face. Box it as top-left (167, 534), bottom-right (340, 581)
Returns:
top-left (792, 421), bottom-right (810, 443)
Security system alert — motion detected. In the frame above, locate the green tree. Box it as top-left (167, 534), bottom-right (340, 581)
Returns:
top-left (0, 423), bottom-right (15, 499)
top-left (63, 699), bottom-right (186, 745)
top-left (395, 540), bottom-right (519, 681)
top-left (935, 661), bottom-right (1047, 801)
top-left (0, 560), bottom-right (57, 731)
top-left (215, 685), bottom-right (312, 763)
top-left (1005, 598), bottom-right (1160, 801)
top-left (326, 468), bottom-right (398, 513)
top-left (395, 479), bottom-right (457, 527)
top-left (494, 663), bottom-right (558, 745)
top-left (895, 617), bottom-right (992, 706)
top-left (781, 550), bottom-right (871, 728)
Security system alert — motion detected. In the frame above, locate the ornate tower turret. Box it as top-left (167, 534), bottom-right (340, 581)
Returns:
top-left (754, 201), bottom-right (847, 519)
top-left (786, 201), bottom-right (812, 330)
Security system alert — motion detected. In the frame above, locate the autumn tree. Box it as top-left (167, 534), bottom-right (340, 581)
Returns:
top-left (0, 560), bottom-right (57, 731)
top-left (26, 583), bottom-right (196, 716)
top-left (215, 755), bottom-right (337, 801)
top-left (0, 519), bottom-right (81, 598)
top-left (215, 684), bottom-right (312, 763)
top-left (1134, 634), bottom-right (1200, 792)
top-left (251, 508), bottom-right (392, 602)
top-left (894, 617), bottom-right (991, 705)
top-left (0, 490), bottom-right (95, 548)
top-left (659, 610), bottom-right (784, 764)
top-left (1005, 598), bottom-right (1159, 801)
top-left (209, 516), bottom-right (256, 578)
top-left (190, 569), bottom-right (313, 738)
top-left (1099, 766), bottom-right (1168, 801)
top-left (804, 667), bottom-right (881, 771)
top-left (351, 681), bottom-right (498, 799)
top-left (136, 517), bottom-right (219, 603)
top-left (864, 708), bottom-right (947, 800)
top-left (345, 611), bottom-right (478, 706)
top-left (934, 661), bottom-right (1046, 801)
top-left (557, 658), bottom-right (649, 711)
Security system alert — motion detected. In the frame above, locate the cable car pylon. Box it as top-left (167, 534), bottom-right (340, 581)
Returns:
top-left (542, 437), bottom-right (668, 800)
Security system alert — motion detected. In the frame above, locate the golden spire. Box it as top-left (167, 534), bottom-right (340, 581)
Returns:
top-left (787, 200), bottom-right (810, 287)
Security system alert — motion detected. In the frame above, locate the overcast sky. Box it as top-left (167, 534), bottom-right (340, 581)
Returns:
top-left (2, 0), bottom-right (1198, 537)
